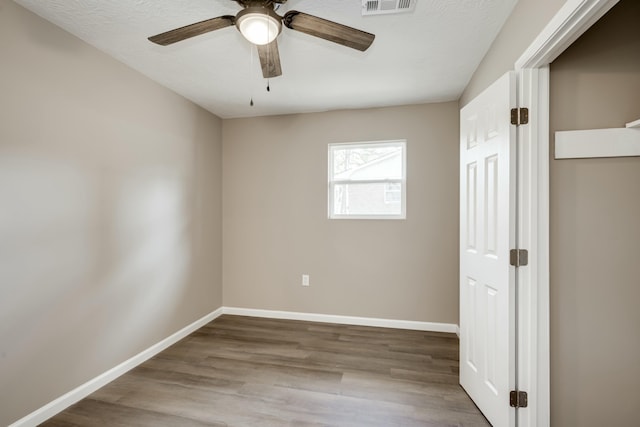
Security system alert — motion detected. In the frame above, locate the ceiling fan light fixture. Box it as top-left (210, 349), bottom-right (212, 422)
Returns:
top-left (236, 7), bottom-right (282, 45)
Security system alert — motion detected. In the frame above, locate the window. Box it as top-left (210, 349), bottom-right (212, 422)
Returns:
top-left (328, 140), bottom-right (406, 219)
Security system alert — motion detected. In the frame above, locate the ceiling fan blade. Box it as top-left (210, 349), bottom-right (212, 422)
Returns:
top-left (148, 15), bottom-right (235, 46)
top-left (257, 40), bottom-right (282, 78)
top-left (283, 11), bottom-right (374, 51)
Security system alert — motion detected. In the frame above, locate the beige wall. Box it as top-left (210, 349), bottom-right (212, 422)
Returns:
top-left (222, 103), bottom-right (460, 324)
top-left (549, 1), bottom-right (640, 425)
top-left (0, 1), bottom-right (223, 425)
top-left (460, 0), bottom-right (566, 106)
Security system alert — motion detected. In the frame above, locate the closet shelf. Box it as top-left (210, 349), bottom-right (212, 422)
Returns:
top-left (555, 120), bottom-right (640, 159)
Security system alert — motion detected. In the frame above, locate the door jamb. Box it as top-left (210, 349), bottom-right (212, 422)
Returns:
top-left (514, 0), bottom-right (620, 426)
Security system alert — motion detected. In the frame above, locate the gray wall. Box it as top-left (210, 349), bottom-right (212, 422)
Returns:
top-left (549, 1), bottom-right (640, 425)
top-left (460, 0), bottom-right (566, 106)
top-left (222, 103), bottom-right (460, 324)
top-left (0, 1), bottom-right (223, 425)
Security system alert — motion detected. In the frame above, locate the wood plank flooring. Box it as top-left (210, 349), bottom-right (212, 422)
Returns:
top-left (41, 315), bottom-right (490, 426)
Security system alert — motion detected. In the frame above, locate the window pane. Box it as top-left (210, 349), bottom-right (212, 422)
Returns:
top-left (332, 183), bottom-right (403, 216)
top-left (384, 183), bottom-right (401, 204)
top-left (331, 143), bottom-right (403, 181)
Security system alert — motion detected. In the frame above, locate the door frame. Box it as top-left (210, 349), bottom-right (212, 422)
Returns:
top-left (514, 0), bottom-right (619, 425)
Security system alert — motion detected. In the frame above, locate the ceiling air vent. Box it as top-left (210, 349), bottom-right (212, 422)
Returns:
top-left (362, 0), bottom-right (416, 16)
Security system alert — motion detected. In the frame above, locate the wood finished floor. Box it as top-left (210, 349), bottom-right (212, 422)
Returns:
top-left (41, 315), bottom-right (490, 427)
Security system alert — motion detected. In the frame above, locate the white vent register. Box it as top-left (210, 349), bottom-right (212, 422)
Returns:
top-left (362, 0), bottom-right (416, 16)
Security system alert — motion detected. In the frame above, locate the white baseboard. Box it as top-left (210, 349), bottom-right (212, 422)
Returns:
top-left (222, 307), bottom-right (459, 334)
top-left (10, 307), bottom-right (224, 427)
top-left (12, 306), bottom-right (458, 426)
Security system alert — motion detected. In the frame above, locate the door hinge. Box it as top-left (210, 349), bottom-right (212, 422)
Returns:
top-left (510, 107), bottom-right (529, 126)
top-left (510, 390), bottom-right (528, 408)
top-left (510, 249), bottom-right (529, 267)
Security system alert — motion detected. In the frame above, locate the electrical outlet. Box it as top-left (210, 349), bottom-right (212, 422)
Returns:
top-left (302, 274), bottom-right (310, 287)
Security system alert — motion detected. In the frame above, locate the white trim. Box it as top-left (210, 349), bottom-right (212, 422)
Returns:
top-left (222, 307), bottom-right (459, 334)
top-left (515, 0), bottom-right (620, 70)
top-left (328, 214), bottom-right (407, 220)
top-left (14, 305), bottom-right (459, 427)
top-left (515, 66), bottom-right (551, 427)
top-left (555, 128), bottom-right (640, 158)
top-left (534, 66), bottom-right (551, 427)
top-left (511, 0), bottom-right (618, 426)
top-left (10, 308), bottom-right (224, 427)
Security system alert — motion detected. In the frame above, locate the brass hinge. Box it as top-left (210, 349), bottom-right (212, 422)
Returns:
top-left (510, 249), bottom-right (529, 267)
top-left (510, 107), bottom-right (529, 126)
top-left (510, 390), bottom-right (528, 408)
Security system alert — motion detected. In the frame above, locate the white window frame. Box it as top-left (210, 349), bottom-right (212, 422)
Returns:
top-left (328, 140), bottom-right (407, 220)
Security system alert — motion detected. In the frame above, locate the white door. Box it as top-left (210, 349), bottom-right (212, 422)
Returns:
top-left (460, 72), bottom-right (516, 427)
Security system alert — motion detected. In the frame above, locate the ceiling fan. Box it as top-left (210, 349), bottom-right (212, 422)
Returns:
top-left (148, 0), bottom-right (375, 78)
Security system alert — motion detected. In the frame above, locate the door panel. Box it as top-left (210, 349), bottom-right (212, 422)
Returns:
top-left (460, 72), bottom-right (516, 427)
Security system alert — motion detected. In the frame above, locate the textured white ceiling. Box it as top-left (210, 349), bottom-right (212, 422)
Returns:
top-left (13, 0), bottom-right (518, 118)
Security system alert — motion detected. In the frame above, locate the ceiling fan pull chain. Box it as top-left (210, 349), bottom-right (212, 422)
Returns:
top-left (267, 80), bottom-right (270, 92)
top-left (249, 44), bottom-right (255, 106)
